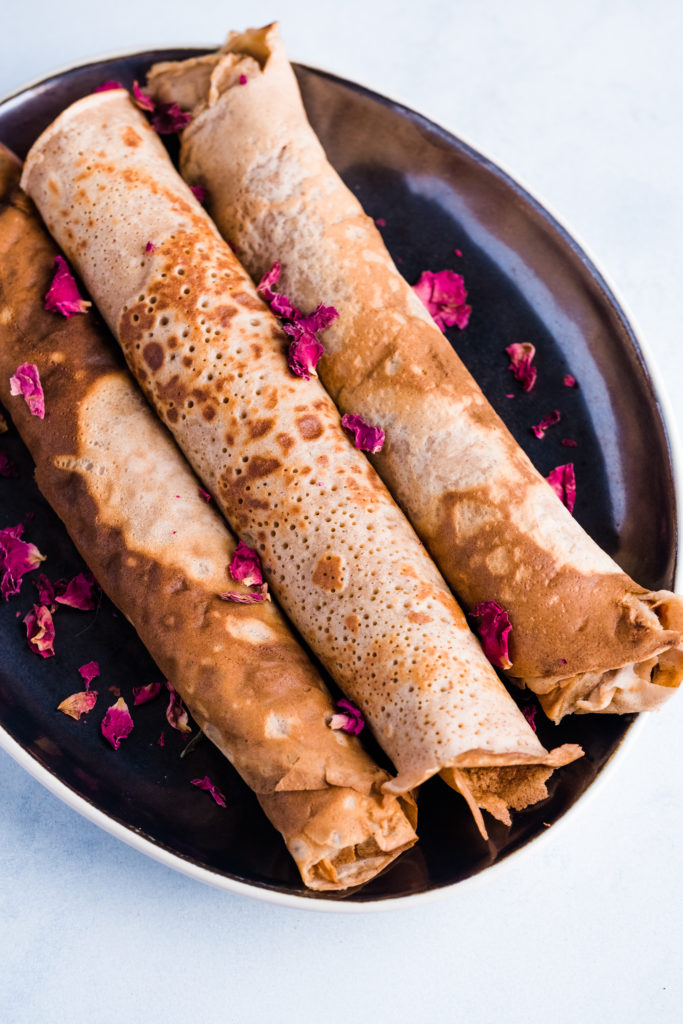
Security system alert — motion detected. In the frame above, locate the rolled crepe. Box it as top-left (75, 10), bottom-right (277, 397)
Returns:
top-left (146, 24), bottom-right (683, 722)
top-left (22, 92), bottom-right (581, 832)
top-left (0, 146), bottom-right (418, 891)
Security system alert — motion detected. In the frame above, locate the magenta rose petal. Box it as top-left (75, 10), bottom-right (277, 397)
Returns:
top-left (341, 413), bottom-right (385, 454)
top-left (506, 343), bottom-right (537, 392)
top-left (24, 604), bottom-right (55, 658)
top-left (165, 682), bottom-right (192, 733)
top-left (413, 269), bottom-right (471, 331)
top-left (328, 698), bottom-right (365, 736)
top-left (44, 256), bottom-right (91, 318)
top-left (228, 541), bottom-right (263, 587)
top-left (54, 571), bottom-right (99, 610)
top-left (132, 681), bottom-right (164, 706)
top-left (9, 363), bottom-right (46, 418)
top-left (0, 524), bottom-right (45, 600)
top-left (546, 463), bottom-right (577, 514)
top-left (190, 775), bottom-right (227, 807)
top-left (469, 601), bottom-right (513, 670)
top-left (101, 697), bottom-right (134, 750)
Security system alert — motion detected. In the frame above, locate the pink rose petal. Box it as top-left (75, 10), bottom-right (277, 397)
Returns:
top-left (469, 601), bottom-right (513, 670)
top-left (228, 541), bottom-right (263, 587)
top-left (132, 681), bottom-right (164, 706)
top-left (546, 463), bottom-right (576, 514)
top-left (157, 730), bottom-right (166, 747)
top-left (521, 704), bottom-right (537, 731)
top-left (328, 698), bottom-right (365, 736)
top-left (563, 374), bottom-right (577, 388)
top-left (151, 102), bottom-right (192, 134)
top-left (145, 241), bottom-right (156, 254)
top-left (165, 682), bottom-right (191, 733)
top-left (199, 487), bottom-right (211, 502)
top-left (284, 323), bottom-right (325, 380)
top-left (561, 439), bottom-right (578, 448)
top-left (0, 452), bottom-right (18, 478)
top-left (190, 185), bottom-right (207, 203)
top-left (257, 262), bottom-right (301, 320)
top-left (413, 269), bottom-right (471, 331)
top-left (132, 80), bottom-right (155, 112)
top-left (257, 263), bottom-right (337, 380)
top-left (35, 573), bottom-right (56, 610)
top-left (506, 343), bottom-right (537, 392)
top-left (101, 697), bottom-right (134, 750)
top-left (94, 81), bottom-right (124, 93)
top-left (239, 74), bottom-right (248, 86)
top-left (24, 604), bottom-right (55, 658)
top-left (44, 256), bottom-right (91, 318)
top-left (531, 409), bottom-right (561, 440)
top-left (0, 524), bottom-right (45, 600)
top-left (79, 661), bottom-right (100, 690)
top-left (55, 571), bottom-right (99, 610)
top-left (57, 690), bottom-right (98, 720)
top-left (9, 363), bottom-right (45, 418)
top-left (190, 775), bottom-right (227, 807)
top-left (218, 585), bottom-right (269, 604)
top-left (341, 413), bottom-right (385, 454)
top-left (375, 217), bottom-right (386, 227)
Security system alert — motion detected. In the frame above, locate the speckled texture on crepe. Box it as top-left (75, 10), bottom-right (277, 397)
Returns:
top-left (21, 94), bottom-right (580, 819)
top-left (146, 23), bottom-right (683, 721)
top-left (0, 147), bottom-right (417, 891)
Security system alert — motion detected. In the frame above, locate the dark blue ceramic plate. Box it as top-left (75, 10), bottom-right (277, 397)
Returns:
top-left (0, 51), bottom-right (677, 908)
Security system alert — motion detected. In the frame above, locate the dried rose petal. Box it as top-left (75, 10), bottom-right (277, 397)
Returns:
top-left (35, 573), bottom-right (56, 609)
top-left (521, 704), bottom-right (537, 731)
top-left (546, 463), bottom-right (576, 514)
top-left (298, 303), bottom-right (338, 335)
top-left (329, 698), bottom-right (365, 736)
top-left (0, 452), bottom-right (18, 478)
top-left (101, 697), bottom-right (134, 750)
top-left (561, 439), bottom-right (578, 448)
top-left (531, 409), bottom-right (561, 440)
top-left (257, 262), bottom-right (300, 320)
top-left (284, 323), bottom-right (325, 380)
top-left (54, 571), bottom-right (99, 610)
top-left (218, 584), bottom-right (269, 604)
top-left (0, 524), bottom-right (45, 599)
top-left (228, 541), bottom-right (263, 587)
top-left (145, 241), bottom-right (156, 254)
top-left (199, 487), bottom-right (211, 502)
top-left (413, 269), bottom-right (471, 331)
top-left (24, 604), bottom-right (55, 658)
top-left (191, 775), bottom-right (227, 807)
top-left (341, 413), bottom-right (385, 454)
top-left (375, 217), bottom-right (386, 227)
top-left (157, 730), bottom-right (166, 747)
top-left (239, 74), bottom-right (248, 85)
top-left (563, 374), bottom-right (577, 388)
top-left (151, 102), bottom-right (192, 134)
top-left (133, 681), bottom-right (164, 706)
top-left (132, 80), bottom-right (155, 112)
top-left (9, 363), bottom-right (45, 419)
top-left (190, 185), bottom-right (207, 203)
top-left (58, 690), bottom-right (98, 720)
top-left (469, 601), bottom-right (513, 670)
top-left (506, 343), bottom-right (537, 392)
top-left (79, 661), bottom-right (100, 690)
top-left (165, 682), bottom-right (191, 733)
top-left (44, 256), bottom-right (91, 318)
top-left (94, 81), bottom-right (124, 93)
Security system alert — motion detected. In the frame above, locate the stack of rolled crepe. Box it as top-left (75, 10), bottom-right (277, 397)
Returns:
top-left (145, 23), bottom-right (683, 722)
top-left (0, 144), bottom-right (419, 891)
top-left (21, 91), bottom-right (581, 836)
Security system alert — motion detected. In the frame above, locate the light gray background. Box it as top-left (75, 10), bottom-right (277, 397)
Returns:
top-left (1, 2), bottom-right (681, 1022)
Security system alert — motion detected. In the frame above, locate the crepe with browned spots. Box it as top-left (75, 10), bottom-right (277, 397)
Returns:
top-left (0, 145), bottom-right (418, 891)
top-left (144, 23), bottom-right (683, 722)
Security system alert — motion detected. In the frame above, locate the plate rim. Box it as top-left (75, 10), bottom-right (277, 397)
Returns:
top-left (0, 47), bottom-right (678, 912)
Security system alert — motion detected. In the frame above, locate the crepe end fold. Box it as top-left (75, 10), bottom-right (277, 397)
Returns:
top-left (145, 25), bottom-right (683, 723)
top-left (0, 144), bottom-right (417, 891)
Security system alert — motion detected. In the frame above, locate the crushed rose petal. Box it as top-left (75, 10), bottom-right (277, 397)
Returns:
top-left (341, 413), bottom-right (385, 454)
top-left (145, 241), bottom-right (156, 253)
top-left (58, 690), bottom-right (98, 720)
top-left (35, 573), bottom-right (56, 609)
top-left (9, 363), bottom-right (45, 418)
top-left (257, 262), bottom-right (337, 379)
top-left (375, 217), bottom-right (386, 227)
top-left (546, 463), bottom-right (576, 513)
top-left (0, 524), bottom-right (45, 600)
top-left (329, 698), bottom-right (365, 736)
top-left (79, 661), bottom-right (100, 689)
top-left (165, 682), bottom-right (191, 733)
top-left (561, 438), bottom-right (577, 447)
top-left (132, 681), bottom-right (164, 706)
top-left (521, 704), bottom-right (537, 731)
top-left (190, 775), bottom-right (227, 807)
top-left (44, 256), bottom-right (91, 318)
top-left (0, 452), bottom-right (18, 478)
top-left (55, 571), bottom-right (99, 610)
top-left (24, 604), bottom-right (55, 658)
top-left (531, 409), bottom-right (561, 440)
top-left (563, 374), bottom-right (577, 388)
top-left (157, 730), bottom-right (165, 747)
top-left (219, 583), bottom-right (269, 604)
top-left (132, 80), bottom-right (155, 112)
top-left (94, 80), bottom-right (124, 93)
top-left (239, 73), bottom-right (248, 85)
top-left (151, 102), bottom-right (192, 134)
top-left (101, 697), bottom-right (134, 750)
top-left (469, 601), bottom-right (513, 670)
top-left (228, 541), bottom-right (263, 587)
top-left (283, 323), bottom-right (325, 380)
top-left (506, 343), bottom-right (537, 392)
top-left (413, 269), bottom-right (471, 331)
top-left (199, 487), bottom-right (211, 502)
top-left (190, 185), bottom-right (207, 203)
top-left (257, 262), bottom-right (299, 319)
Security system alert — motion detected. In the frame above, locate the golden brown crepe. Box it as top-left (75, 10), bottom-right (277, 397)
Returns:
top-left (146, 23), bottom-right (683, 722)
top-left (0, 145), bottom-right (418, 891)
top-left (21, 92), bottom-right (581, 833)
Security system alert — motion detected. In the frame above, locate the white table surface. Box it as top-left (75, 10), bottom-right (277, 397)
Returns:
top-left (1, 1), bottom-right (682, 1021)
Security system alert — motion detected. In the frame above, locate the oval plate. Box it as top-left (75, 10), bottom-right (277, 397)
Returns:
top-left (0, 50), bottom-right (677, 907)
